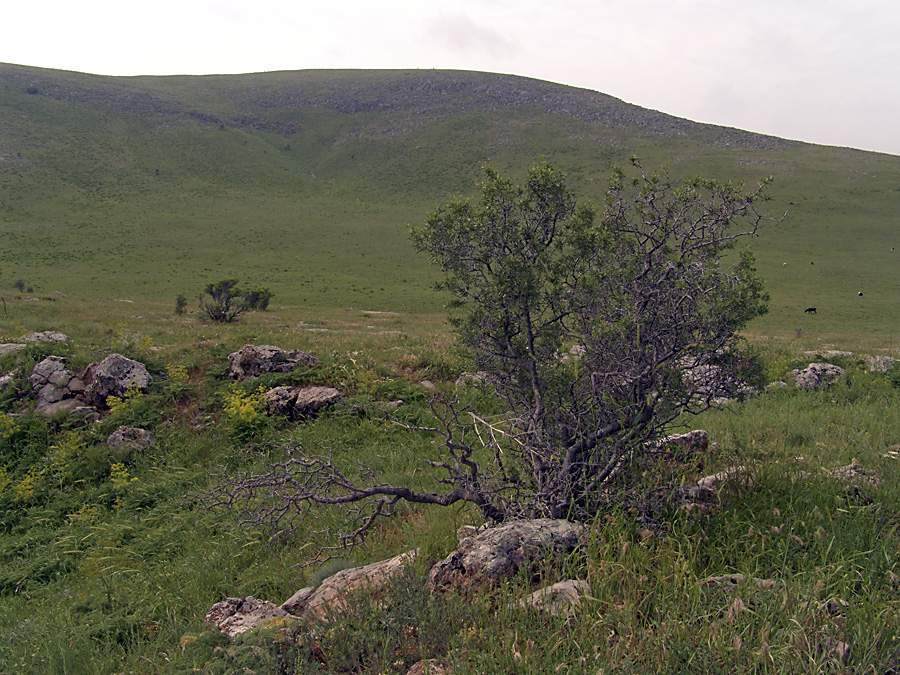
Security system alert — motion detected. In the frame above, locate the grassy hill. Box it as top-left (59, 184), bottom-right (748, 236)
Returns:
top-left (2, 63), bottom-right (899, 335)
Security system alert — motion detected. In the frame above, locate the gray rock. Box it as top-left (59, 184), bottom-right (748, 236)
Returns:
top-left (865, 355), bottom-right (897, 372)
top-left (29, 356), bottom-right (86, 414)
top-left (0, 343), bottom-right (27, 357)
top-left (517, 579), bottom-right (591, 617)
top-left (107, 425), bottom-right (153, 462)
top-left (281, 549), bottom-right (417, 620)
top-left (21, 331), bottom-right (70, 343)
top-left (279, 587), bottom-right (315, 616)
top-left (226, 344), bottom-right (317, 379)
top-left (37, 399), bottom-right (83, 416)
top-left (204, 597), bottom-right (291, 638)
top-left (82, 354), bottom-right (151, 407)
top-left (264, 385), bottom-right (341, 420)
top-left (789, 362), bottom-right (844, 391)
top-left (678, 466), bottom-right (752, 504)
top-left (0, 369), bottom-right (17, 392)
top-left (649, 429), bottom-right (709, 454)
top-left (427, 519), bottom-right (587, 590)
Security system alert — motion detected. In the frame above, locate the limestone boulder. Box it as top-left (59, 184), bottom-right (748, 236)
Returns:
top-left (281, 549), bottom-right (417, 620)
top-left (21, 331), bottom-right (70, 344)
top-left (517, 579), bottom-right (591, 617)
top-left (204, 597), bottom-right (291, 639)
top-left (81, 354), bottom-right (151, 408)
top-left (107, 425), bottom-right (153, 462)
top-left (789, 362), bottom-right (844, 391)
top-left (865, 355), bottom-right (897, 373)
top-left (29, 356), bottom-right (86, 415)
top-left (427, 519), bottom-right (587, 591)
top-left (0, 343), bottom-right (27, 357)
top-left (678, 465), bottom-right (752, 505)
top-left (226, 344), bottom-right (317, 379)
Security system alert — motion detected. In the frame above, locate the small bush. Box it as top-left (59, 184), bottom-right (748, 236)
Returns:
top-left (198, 279), bottom-right (248, 323)
top-left (243, 287), bottom-right (273, 311)
top-left (174, 294), bottom-right (188, 315)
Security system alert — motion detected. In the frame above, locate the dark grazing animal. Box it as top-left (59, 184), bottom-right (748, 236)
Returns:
top-left (805, 307), bottom-right (817, 314)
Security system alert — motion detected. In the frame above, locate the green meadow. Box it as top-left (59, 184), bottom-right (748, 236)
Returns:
top-left (1, 64), bottom-right (900, 673)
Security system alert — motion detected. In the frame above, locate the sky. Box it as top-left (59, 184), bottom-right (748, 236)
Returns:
top-left (3, 0), bottom-right (899, 156)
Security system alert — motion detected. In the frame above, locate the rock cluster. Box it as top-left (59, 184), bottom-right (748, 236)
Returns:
top-left (24, 353), bottom-right (151, 416)
top-left (206, 519), bottom-right (590, 643)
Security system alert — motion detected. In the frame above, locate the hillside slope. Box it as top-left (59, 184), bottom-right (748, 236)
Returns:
top-left (1, 64), bottom-right (899, 333)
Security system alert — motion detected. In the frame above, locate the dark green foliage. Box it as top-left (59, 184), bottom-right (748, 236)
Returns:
top-left (242, 287), bottom-right (273, 311)
top-left (173, 293), bottom-right (187, 315)
top-left (412, 161), bottom-right (774, 520)
top-left (888, 361), bottom-right (900, 390)
top-left (198, 279), bottom-right (248, 323)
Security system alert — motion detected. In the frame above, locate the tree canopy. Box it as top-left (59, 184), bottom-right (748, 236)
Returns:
top-left (411, 160), bottom-right (773, 519)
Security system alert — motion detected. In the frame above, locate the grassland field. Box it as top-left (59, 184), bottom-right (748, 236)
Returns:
top-left (1, 65), bottom-right (900, 673)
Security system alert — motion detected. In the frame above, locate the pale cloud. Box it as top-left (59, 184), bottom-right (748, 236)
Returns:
top-left (424, 11), bottom-right (516, 58)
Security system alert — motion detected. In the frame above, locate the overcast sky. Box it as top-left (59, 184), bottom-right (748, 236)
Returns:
top-left (3, 0), bottom-right (899, 156)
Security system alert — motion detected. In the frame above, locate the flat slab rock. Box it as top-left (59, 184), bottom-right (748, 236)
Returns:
top-left (265, 385), bottom-right (341, 420)
top-left (21, 331), bottom-right (70, 343)
top-left (427, 519), bottom-right (587, 590)
top-left (0, 343), bottom-right (28, 357)
top-left (281, 549), bottom-right (417, 620)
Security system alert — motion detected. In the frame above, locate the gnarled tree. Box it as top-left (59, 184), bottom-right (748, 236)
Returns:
top-left (199, 161), bottom-right (778, 552)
